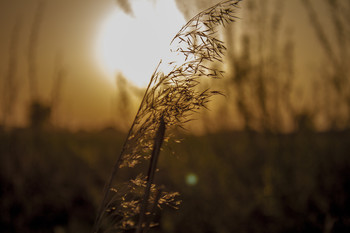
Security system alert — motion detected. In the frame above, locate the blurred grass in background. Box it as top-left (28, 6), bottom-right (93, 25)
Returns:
top-left (1, 128), bottom-right (349, 232)
top-left (1, 0), bottom-right (350, 232)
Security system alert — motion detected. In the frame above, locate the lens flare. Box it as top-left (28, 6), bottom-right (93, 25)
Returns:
top-left (186, 173), bottom-right (198, 186)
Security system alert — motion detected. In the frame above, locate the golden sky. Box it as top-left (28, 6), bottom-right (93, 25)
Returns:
top-left (0, 0), bottom-right (335, 130)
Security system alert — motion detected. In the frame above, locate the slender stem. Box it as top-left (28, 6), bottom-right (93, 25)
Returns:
top-left (92, 62), bottom-right (162, 233)
top-left (143, 189), bottom-right (162, 233)
top-left (135, 117), bottom-right (166, 233)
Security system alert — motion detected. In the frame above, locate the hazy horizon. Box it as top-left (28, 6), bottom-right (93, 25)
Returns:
top-left (0, 0), bottom-right (347, 132)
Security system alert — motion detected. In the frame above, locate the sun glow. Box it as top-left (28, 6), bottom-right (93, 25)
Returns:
top-left (96, 0), bottom-right (185, 87)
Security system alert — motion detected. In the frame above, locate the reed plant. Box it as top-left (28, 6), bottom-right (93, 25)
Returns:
top-left (93, 1), bottom-right (243, 232)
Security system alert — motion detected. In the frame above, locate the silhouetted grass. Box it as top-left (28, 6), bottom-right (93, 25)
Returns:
top-left (2, 1), bottom-right (350, 233)
top-left (93, 1), bottom-right (243, 232)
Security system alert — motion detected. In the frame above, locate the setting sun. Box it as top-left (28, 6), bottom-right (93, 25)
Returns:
top-left (96, 0), bottom-right (185, 87)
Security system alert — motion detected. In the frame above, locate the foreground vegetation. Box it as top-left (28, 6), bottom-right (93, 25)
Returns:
top-left (1, 127), bottom-right (349, 233)
top-left (1, 0), bottom-right (350, 232)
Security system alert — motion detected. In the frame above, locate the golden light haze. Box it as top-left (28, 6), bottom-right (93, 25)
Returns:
top-left (96, 0), bottom-right (185, 87)
top-left (0, 0), bottom-right (348, 132)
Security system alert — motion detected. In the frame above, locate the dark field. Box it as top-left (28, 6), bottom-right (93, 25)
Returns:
top-left (1, 127), bottom-right (349, 233)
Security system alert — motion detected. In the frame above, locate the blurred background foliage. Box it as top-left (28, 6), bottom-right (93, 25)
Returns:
top-left (1, 0), bottom-right (350, 232)
top-left (1, 128), bottom-right (349, 232)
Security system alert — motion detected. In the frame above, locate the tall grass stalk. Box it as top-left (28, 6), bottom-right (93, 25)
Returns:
top-left (27, 0), bottom-right (46, 101)
top-left (93, 1), bottom-right (242, 232)
top-left (2, 19), bottom-right (21, 128)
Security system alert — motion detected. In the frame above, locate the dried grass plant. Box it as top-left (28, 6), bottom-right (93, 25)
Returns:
top-left (93, 1), bottom-right (242, 232)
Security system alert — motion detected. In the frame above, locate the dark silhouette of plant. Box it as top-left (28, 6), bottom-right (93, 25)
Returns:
top-left (50, 52), bottom-right (66, 126)
top-left (27, 0), bottom-right (46, 101)
top-left (1, 19), bottom-right (21, 128)
top-left (114, 73), bottom-right (133, 131)
top-left (26, 0), bottom-right (66, 130)
top-left (221, 0), bottom-right (297, 133)
top-left (92, 1), bottom-right (243, 232)
top-left (29, 101), bottom-right (51, 129)
top-left (301, 0), bottom-right (350, 130)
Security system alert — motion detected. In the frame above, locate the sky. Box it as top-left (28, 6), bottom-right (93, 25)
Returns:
top-left (0, 0), bottom-right (117, 129)
top-left (0, 0), bottom-right (332, 130)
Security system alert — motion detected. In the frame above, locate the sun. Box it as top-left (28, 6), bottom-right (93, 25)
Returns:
top-left (96, 0), bottom-right (185, 88)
